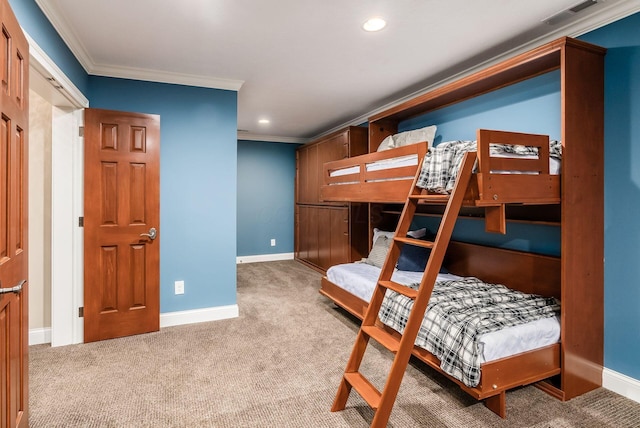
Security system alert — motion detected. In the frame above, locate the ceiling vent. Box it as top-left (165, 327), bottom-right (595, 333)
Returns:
top-left (543, 0), bottom-right (599, 25)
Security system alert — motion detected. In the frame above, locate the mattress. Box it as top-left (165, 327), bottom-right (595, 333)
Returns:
top-left (329, 154), bottom-right (418, 177)
top-left (326, 262), bottom-right (560, 364)
top-left (328, 146), bottom-right (561, 180)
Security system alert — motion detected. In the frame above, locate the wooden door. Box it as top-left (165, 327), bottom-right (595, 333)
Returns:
top-left (84, 108), bottom-right (160, 343)
top-left (0, 0), bottom-right (29, 425)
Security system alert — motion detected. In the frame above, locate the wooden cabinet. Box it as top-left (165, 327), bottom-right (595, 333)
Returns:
top-left (295, 126), bottom-right (368, 271)
top-left (297, 126), bottom-right (367, 205)
top-left (297, 206), bottom-right (348, 270)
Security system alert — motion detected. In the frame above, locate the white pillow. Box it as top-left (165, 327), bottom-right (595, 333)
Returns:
top-left (364, 235), bottom-right (392, 268)
top-left (376, 135), bottom-right (396, 152)
top-left (372, 227), bottom-right (427, 246)
top-left (393, 125), bottom-right (437, 148)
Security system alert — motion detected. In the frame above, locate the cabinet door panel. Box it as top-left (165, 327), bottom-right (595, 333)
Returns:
top-left (297, 145), bottom-right (318, 204)
top-left (317, 207), bottom-right (332, 269)
top-left (330, 207), bottom-right (350, 267)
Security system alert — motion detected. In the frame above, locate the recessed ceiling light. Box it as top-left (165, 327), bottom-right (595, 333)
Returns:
top-left (363, 17), bottom-right (386, 32)
top-left (258, 119), bottom-right (270, 124)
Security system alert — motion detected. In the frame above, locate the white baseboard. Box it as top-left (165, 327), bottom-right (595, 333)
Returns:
top-left (29, 307), bottom-right (239, 345)
top-left (603, 368), bottom-right (640, 404)
top-left (159, 304), bottom-right (239, 329)
top-left (236, 252), bottom-right (294, 264)
top-left (29, 327), bottom-right (52, 345)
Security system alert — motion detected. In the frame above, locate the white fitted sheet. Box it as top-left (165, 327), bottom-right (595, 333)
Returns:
top-left (329, 154), bottom-right (418, 177)
top-left (328, 152), bottom-right (560, 179)
top-left (325, 262), bottom-right (560, 363)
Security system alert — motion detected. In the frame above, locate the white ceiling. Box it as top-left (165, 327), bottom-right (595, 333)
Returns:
top-left (35, 0), bottom-right (640, 143)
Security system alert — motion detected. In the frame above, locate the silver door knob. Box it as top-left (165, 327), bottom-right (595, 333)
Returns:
top-left (0, 279), bottom-right (26, 294)
top-left (140, 227), bottom-right (157, 240)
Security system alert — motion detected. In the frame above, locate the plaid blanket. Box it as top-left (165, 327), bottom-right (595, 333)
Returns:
top-left (416, 140), bottom-right (562, 193)
top-left (378, 277), bottom-right (560, 388)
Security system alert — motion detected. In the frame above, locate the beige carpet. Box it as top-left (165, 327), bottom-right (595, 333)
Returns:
top-left (29, 260), bottom-right (640, 427)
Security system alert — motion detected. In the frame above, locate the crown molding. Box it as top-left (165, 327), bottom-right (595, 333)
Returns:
top-left (311, 0), bottom-right (640, 141)
top-left (89, 63), bottom-right (243, 91)
top-left (35, 0), bottom-right (94, 72)
top-left (237, 131), bottom-right (307, 144)
top-left (34, 0), bottom-right (243, 91)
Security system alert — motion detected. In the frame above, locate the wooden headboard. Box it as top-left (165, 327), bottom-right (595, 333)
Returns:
top-left (444, 241), bottom-right (560, 298)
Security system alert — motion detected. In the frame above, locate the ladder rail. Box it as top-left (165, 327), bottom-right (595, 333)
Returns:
top-left (370, 151), bottom-right (477, 427)
top-left (332, 151), bottom-right (479, 427)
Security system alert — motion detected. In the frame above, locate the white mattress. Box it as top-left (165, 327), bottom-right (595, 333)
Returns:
top-left (328, 152), bottom-right (561, 179)
top-left (329, 154), bottom-right (418, 177)
top-left (326, 262), bottom-right (560, 364)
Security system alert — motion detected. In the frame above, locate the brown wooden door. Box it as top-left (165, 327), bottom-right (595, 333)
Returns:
top-left (0, 0), bottom-right (29, 425)
top-left (84, 108), bottom-right (160, 343)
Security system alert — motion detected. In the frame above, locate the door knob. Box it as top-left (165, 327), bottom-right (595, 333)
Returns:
top-left (0, 279), bottom-right (26, 294)
top-left (140, 227), bottom-right (157, 240)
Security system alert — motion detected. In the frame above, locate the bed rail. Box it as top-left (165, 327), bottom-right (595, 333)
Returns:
top-left (320, 142), bottom-right (429, 203)
top-left (320, 129), bottom-right (560, 209)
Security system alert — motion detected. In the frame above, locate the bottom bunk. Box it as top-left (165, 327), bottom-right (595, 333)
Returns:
top-left (319, 241), bottom-right (562, 418)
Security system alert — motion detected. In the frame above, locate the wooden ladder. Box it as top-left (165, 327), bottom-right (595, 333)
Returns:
top-left (331, 151), bottom-right (478, 427)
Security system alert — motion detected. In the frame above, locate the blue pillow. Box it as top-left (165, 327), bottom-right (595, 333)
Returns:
top-left (396, 239), bottom-right (449, 273)
top-left (397, 245), bottom-right (430, 272)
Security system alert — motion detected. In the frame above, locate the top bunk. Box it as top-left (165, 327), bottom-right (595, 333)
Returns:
top-left (321, 128), bottom-right (561, 207)
top-left (320, 37), bottom-right (606, 210)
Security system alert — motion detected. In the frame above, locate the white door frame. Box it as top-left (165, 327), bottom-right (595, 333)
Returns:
top-left (27, 32), bottom-right (88, 346)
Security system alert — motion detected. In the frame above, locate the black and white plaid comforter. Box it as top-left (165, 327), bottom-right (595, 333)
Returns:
top-left (378, 277), bottom-right (560, 388)
top-left (416, 140), bottom-right (562, 194)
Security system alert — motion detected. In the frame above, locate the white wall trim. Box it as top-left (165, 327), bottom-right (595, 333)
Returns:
top-left (236, 253), bottom-right (294, 264)
top-left (90, 64), bottom-right (244, 91)
top-left (159, 305), bottom-right (239, 329)
top-left (237, 131), bottom-right (307, 144)
top-left (24, 32), bottom-right (88, 108)
top-left (603, 368), bottom-right (640, 404)
top-left (50, 106), bottom-right (83, 347)
top-left (29, 328), bottom-right (52, 346)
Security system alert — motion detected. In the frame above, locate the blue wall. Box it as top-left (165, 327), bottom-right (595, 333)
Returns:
top-left (88, 76), bottom-right (238, 312)
top-left (580, 13), bottom-right (640, 381)
top-left (237, 140), bottom-right (299, 257)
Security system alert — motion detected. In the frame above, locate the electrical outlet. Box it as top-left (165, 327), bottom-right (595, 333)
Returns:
top-left (175, 280), bottom-right (185, 295)
top-left (270, 238), bottom-right (276, 247)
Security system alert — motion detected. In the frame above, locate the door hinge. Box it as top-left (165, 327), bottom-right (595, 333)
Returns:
top-left (79, 126), bottom-right (84, 137)
top-left (78, 217), bottom-right (84, 227)
top-left (78, 307), bottom-right (84, 317)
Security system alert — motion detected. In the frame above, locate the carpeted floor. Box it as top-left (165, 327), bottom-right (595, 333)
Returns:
top-left (29, 260), bottom-right (640, 427)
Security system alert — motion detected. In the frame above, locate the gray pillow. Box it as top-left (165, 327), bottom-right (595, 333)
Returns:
top-left (364, 235), bottom-right (392, 268)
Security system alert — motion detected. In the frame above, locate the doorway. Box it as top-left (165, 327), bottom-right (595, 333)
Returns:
top-left (28, 35), bottom-right (88, 347)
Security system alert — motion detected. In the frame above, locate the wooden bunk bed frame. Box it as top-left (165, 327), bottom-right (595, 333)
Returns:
top-left (322, 130), bottom-right (558, 205)
top-left (319, 36), bottom-right (605, 419)
top-left (323, 129), bottom-right (560, 233)
top-left (321, 241), bottom-right (562, 417)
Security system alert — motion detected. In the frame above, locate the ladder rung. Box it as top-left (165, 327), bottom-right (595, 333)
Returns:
top-left (362, 325), bottom-right (400, 353)
top-left (344, 372), bottom-right (381, 409)
top-left (379, 280), bottom-right (418, 299)
top-left (409, 193), bottom-right (450, 202)
top-left (394, 236), bottom-right (434, 248)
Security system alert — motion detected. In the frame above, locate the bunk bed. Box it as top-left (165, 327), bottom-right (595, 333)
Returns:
top-left (318, 36), bottom-right (605, 421)
top-left (321, 240), bottom-right (562, 417)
